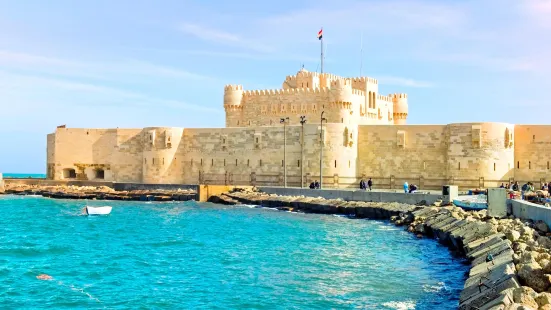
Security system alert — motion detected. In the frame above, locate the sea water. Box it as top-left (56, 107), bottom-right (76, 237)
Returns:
top-left (2, 173), bottom-right (46, 178)
top-left (0, 196), bottom-right (468, 309)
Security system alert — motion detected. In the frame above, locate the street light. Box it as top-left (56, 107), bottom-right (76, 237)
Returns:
top-left (300, 116), bottom-right (307, 188)
top-left (280, 117), bottom-right (289, 187)
top-left (320, 111), bottom-right (327, 189)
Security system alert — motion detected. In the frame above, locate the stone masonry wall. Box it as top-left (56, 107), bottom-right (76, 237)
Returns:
top-left (446, 123), bottom-right (515, 188)
top-left (358, 125), bottom-right (448, 189)
top-left (514, 125), bottom-right (551, 186)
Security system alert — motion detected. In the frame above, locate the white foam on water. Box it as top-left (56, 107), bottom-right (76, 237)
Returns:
top-left (423, 281), bottom-right (446, 293)
top-left (238, 204), bottom-right (259, 208)
top-left (381, 300), bottom-right (416, 310)
top-left (375, 225), bottom-right (399, 231)
top-left (57, 281), bottom-right (102, 303)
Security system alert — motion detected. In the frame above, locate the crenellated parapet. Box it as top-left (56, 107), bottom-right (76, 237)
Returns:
top-left (223, 84), bottom-right (244, 110)
top-left (349, 77), bottom-right (378, 84)
top-left (377, 94), bottom-right (393, 103)
top-left (243, 87), bottom-right (331, 97)
top-left (392, 93), bottom-right (408, 125)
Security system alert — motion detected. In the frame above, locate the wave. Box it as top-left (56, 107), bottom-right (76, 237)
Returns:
top-left (238, 204), bottom-right (260, 208)
top-left (423, 281), bottom-right (447, 293)
top-left (381, 300), bottom-right (416, 310)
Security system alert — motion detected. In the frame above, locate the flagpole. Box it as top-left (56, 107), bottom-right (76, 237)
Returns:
top-left (320, 28), bottom-right (324, 73)
top-left (360, 31), bottom-right (363, 76)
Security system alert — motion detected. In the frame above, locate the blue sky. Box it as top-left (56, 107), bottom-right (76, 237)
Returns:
top-left (0, 0), bottom-right (550, 173)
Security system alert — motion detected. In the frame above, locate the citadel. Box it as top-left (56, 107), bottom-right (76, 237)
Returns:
top-left (47, 68), bottom-right (549, 189)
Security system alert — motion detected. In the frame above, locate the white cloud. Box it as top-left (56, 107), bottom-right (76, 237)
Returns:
top-left (0, 70), bottom-right (222, 114)
top-left (177, 23), bottom-right (273, 53)
top-left (0, 50), bottom-right (212, 82)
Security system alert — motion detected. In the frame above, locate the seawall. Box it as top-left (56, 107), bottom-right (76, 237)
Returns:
top-left (212, 190), bottom-right (551, 309)
top-left (258, 186), bottom-right (445, 205)
top-left (509, 199), bottom-right (551, 230)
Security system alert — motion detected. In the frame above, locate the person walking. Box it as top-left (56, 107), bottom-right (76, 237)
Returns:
top-left (403, 181), bottom-right (409, 193)
top-left (367, 178), bottom-right (373, 191)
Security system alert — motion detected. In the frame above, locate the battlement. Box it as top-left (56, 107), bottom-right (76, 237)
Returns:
top-left (377, 94), bottom-right (393, 103)
top-left (352, 89), bottom-right (365, 96)
top-left (330, 79), bottom-right (352, 87)
top-left (349, 77), bottom-right (378, 84)
top-left (224, 84), bottom-right (243, 91)
top-left (243, 87), bottom-right (331, 97)
top-left (391, 93), bottom-right (408, 99)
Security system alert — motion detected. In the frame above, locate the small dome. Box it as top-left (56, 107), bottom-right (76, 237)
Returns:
top-left (298, 67), bottom-right (309, 73)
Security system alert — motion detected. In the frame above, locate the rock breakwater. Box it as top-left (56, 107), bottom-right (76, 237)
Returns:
top-left (2, 184), bottom-right (196, 202)
top-left (214, 190), bottom-right (551, 310)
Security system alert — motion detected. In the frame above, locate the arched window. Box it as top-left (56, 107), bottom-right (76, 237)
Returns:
top-left (368, 91), bottom-right (372, 108)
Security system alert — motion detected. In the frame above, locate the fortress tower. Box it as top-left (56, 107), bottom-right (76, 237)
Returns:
top-left (223, 84), bottom-right (244, 127)
top-left (392, 93), bottom-right (408, 125)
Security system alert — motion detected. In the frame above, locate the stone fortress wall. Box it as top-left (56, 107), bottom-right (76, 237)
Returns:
top-left (46, 69), bottom-right (551, 189)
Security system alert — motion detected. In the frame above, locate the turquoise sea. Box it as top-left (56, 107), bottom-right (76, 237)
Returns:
top-left (0, 196), bottom-right (468, 309)
top-left (2, 173), bottom-right (46, 178)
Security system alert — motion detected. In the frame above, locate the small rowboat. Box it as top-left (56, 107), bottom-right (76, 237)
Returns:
top-left (453, 195), bottom-right (488, 211)
top-left (85, 206), bottom-right (112, 215)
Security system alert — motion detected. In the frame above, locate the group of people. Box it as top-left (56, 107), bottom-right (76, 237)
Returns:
top-left (359, 178), bottom-right (373, 191)
top-left (499, 181), bottom-right (540, 193)
top-left (308, 180), bottom-right (320, 189)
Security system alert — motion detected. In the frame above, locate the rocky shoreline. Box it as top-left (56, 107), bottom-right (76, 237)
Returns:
top-left (212, 189), bottom-right (551, 310)
top-left (1, 183), bottom-right (196, 202)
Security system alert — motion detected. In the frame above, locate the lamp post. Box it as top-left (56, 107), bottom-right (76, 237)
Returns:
top-left (320, 111), bottom-right (327, 189)
top-left (280, 117), bottom-right (289, 187)
top-left (300, 116), bottom-right (307, 188)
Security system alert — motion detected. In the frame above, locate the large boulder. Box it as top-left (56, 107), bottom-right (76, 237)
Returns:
top-left (519, 251), bottom-right (540, 265)
top-left (517, 262), bottom-right (550, 292)
top-left (507, 230), bottom-right (522, 242)
top-left (536, 292), bottom-right (551, 308)
top-left (514, 242), bottom-right (529, 254)
top-left (512, 286), bottom-right (539, 309)
top-left (538, 236), bottom-right (551, 250)
top-left (536, 221), bottom-right (550, 233)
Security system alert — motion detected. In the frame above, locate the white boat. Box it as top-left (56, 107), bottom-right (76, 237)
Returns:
top-left (85, 206), bottom-right (112, 215)
top-left (453, 195), bottom-right (488, 211)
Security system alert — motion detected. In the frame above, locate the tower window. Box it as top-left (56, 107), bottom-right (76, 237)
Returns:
top-left (493, 163), bottom-right (496, 171)
top-left (334, 160), bottom-right (337, 168)
top-left (260, 160), bottom-right (263, 166)
top-left (224, 159), bottom-right (226, 166)
top-left (529, 161), bottom-right (531, 169)
top-left (236, 159), bottom-right (238, 166)
top-left (212, 159), bottom-right (214, 166)
top-left (349, 160), bottom-right (351, 168)
top-left (282, 160), bottom-right (284, 167)
top-left (548, 161), bottom-right (549, 170)
top-left (517, 161), bottom-right (520, 169)
top-left (201, 159), bottom-right (203, 166)
top-left (247, 159), bottom-right (250, 167)
top-left (458, 162), bottom-right (461, 170)
top-left (153, 158), bottom-right (155, 164)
